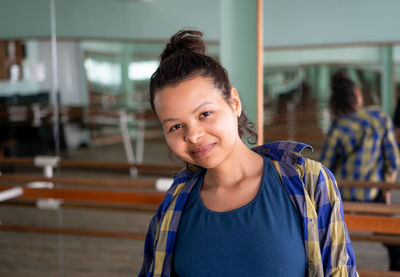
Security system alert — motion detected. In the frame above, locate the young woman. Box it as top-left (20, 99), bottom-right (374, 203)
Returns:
top-left (139, 30), bottom-right (357, 277)
top-left (321, 71), bottom-right (400, 203)
top-left (320, 71), bottom-right (400, 270)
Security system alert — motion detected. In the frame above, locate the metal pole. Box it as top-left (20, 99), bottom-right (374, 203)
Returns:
top-left (256, 0), bottom-right (264, 145)
top-left (50, 1), bottom-right (64, 277)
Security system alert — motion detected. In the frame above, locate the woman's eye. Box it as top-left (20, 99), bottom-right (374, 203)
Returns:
top-left (169, 124), bottom-right (183, 132)
top-left (200, 111), bottom-right (211, 118)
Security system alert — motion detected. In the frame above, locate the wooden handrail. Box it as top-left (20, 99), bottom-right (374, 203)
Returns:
top-left (0, 224), bottom-right (145, 240)
top-left (0, 157), bottom-right (33, 167)
top-left (343, 202), bottom-right (400, 215)
top-left (0, 186), bottom-right (164, 206)
top-left (263, 133), bottom-right (325, 141)
top-left (357, 269), bottom-right (400, 277)
top-left (350, 233), bottom-right (400, 246)
top-left (2, 224), bottom-right (400, 246)
top-left (344, 214), bottom-right (400, 235)
top-left (0, 157), bottom-right (182, 175)
top-left (0, 174), bottom-right (156, 189)
top-left (60, 160), bottom-right (181, 174)
top-left (339, 180), bottom-right (400, 190)
top-left (4, 199), bottom-right (158, 213)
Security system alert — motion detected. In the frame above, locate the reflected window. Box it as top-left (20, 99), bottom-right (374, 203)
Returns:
top-left (128, 60), bottom-right (158, 81)
top-left (84, 58), bottom-right (121, 86)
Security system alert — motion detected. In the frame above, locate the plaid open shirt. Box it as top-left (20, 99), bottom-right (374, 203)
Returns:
top-left (139, 141), bottom-right (358, 277)
top-left (320, 107), bottom-right (400, 201)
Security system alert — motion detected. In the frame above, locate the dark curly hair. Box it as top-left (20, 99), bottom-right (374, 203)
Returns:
top-left (149, 29), bottom-right (257, 144)
top-left (330, 70), bottom-right (359, 117)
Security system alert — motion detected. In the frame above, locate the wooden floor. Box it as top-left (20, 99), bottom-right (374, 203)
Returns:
top-left (0, 205), bottom-right (151, 277)
top-left (0, 139), bottom-right (398, 276)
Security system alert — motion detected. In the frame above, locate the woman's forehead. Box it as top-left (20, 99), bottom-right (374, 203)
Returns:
top-left (155, 77), bottom-right (221, 103)
top-left (154, 78), bottom-right (226, 117)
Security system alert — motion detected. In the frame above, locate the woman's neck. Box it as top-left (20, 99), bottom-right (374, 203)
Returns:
top-left (203, 141), bottom-right (263, 189)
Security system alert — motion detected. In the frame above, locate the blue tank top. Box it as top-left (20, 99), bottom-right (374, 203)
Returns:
top-left (173, 156), bottom-right (306, 277)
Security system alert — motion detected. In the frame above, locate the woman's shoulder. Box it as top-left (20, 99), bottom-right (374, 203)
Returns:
top-left (252, 141), bottom-right (312, 163)
top-left (162, 167), bottom-right (206, 199)
top-left (254, 141), bottom-right (333, 180)
top-left (359, 106), bottom-right (390, 119)
top-left (253, 141), bottom-right (317, 178)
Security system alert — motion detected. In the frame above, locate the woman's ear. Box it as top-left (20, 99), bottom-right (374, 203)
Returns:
top-left (230, 87), bottom-right (242, 117)
top-left (354, 87), bottom-right (363, 110)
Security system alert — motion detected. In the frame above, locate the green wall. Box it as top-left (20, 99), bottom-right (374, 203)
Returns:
top-left (264, 0), bottom-right (400, 47)
top-left (220, 0), bottom-right (258, 124)
top-left (0, 0), bottom-right (220, 40)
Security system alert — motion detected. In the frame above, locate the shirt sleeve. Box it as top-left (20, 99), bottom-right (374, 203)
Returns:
top-left (138, 213), bottom-right (159, 277)
top-left (304, 159), bottom-right (358, 276)
top-left (382, 113), bottom-right (400, 178)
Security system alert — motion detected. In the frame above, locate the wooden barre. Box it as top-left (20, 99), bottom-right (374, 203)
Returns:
top-left (263, 133), bottom-right (325, 141)
top-left (0, 186), bottom-right (164, 206)
top-left (2, 224), bottom-right (399, 246)
top-left (72, 121), bottom-right (161, 129)
top-left (0, 157), bottom-right (182, 175)
top-left (265, 112), bottom-right (322, 122)
top-left (0, 224), bottom-right (146, 240)
top-left (0, 104), bottom-right (157, 120)
top-left (344, 214), bottom-right (400, 235)
top-left (343, 202), bottom-right (400, 215)
top-left (357, 269), bottom-right (400, 277)
top-left (5, 158), bottom-right (400, 187)
top-left (265, 124), bottom-right (324, 131)
top-left (2, 186), bottom-right (400, 216)
top-left (7, 200), bottom-right (400, 219)
top-left (1, 225), bottom-right (399, 246)
top-left (350, 233), bottom-right (400, 246)
top-left (2, 183), bottom-right (398, 214)
top-left (339, 180), bottom-right (400, 190)
top-left (3, 199), bottom-right (158, 213)
top-left (0, 174), bottom-right (156, 189)
top-left (60, 160), bottom-right (181, 174)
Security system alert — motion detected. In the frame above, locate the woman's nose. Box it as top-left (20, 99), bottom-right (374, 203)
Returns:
top-left (184, 125), bottom-right (204, 143)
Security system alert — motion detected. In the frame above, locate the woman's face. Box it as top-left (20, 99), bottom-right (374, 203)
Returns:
top-left (154, 76), bottom-right (242, 169)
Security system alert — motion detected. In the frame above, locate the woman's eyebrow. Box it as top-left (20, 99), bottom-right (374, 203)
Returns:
top-left (161, 101), bottom-right (213, 125)
top-left (191, 101), bottom-right (212, 114)
top-left (162, 117), bottom-right (178, 125)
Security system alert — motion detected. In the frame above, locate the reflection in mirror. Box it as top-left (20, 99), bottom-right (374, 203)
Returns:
top-left (263, 45), bottom-right (383, 159)
top-left (75, 40), bottom-right (165, 165)
top-left (0, 37), bottom-right (219, 165)
top-left (54, 39), bottom-right (218, 166)
top-left (395, 45), bottom-right (400, 128)
top-left (0, 39), bottom-right (165, 163)
top-left (0, 39), bottom-right (63, 158)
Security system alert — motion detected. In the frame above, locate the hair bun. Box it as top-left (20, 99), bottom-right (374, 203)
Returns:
top-left (331, 70), bottom-right (351, 89)
top-left (160, 30), bottom-right (206, 61)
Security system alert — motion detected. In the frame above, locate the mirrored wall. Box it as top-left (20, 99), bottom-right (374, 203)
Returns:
top-left (1, 1), bottom-right (400, 275)
top-left (262, 45), bottom-right (399, 158)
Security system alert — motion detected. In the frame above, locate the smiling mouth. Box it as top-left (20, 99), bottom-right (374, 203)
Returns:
top-left (191, 143), bottom-right (215, 157)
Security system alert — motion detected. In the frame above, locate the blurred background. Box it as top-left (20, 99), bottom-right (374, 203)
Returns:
top-left (1, 0), bottom-right (400, 276)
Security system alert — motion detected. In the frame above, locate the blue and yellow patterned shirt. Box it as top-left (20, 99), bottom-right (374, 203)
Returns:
top-left (320, 107), bottom-right (400, 201)
top-left (139, 141), bottom-right (358, 277)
